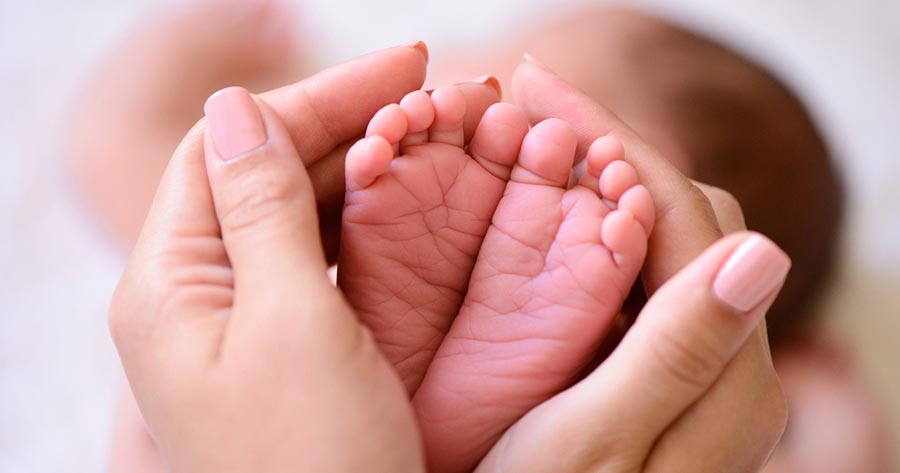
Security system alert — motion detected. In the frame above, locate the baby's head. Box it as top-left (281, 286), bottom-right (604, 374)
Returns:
top-left (438, 5), bottom-right (843, 345)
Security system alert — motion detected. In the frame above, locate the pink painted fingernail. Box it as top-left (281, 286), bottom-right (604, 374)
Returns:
top-left (406, 40), bottom-right (429, 63)
top-left (523, 53), bottom-right (549, 70)
top-left (204, 86), bottom-right (267, 161)
top-left (464, 75), bottom-right (502, 95)
top-left (713, 234), bottom-right (791, 314)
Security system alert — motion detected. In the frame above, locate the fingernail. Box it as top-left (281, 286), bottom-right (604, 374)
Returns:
top-left (204, 87), bottom-right (267, 161)
top-left (523, 53), bottom-right (550, 70)
top-left (406, 40), bottom-right (429, 63)
top-left (463, 75), bottom-right (502, 96)
top-left (713, 234), bottom-right (791, 314)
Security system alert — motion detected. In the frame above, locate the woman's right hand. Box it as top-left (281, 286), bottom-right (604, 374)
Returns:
top-left (476, 56), bottom-right (791, 473)
top-left (110, 84), bottom-right (429, 472)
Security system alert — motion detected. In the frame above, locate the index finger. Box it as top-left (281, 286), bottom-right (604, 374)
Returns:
top-left (261, 42), bottom-right (429, 166)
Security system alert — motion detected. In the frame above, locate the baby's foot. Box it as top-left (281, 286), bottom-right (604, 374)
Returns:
top-left (412, 120), bottom-right (655, 473)
top-left (339, 86), bottom-right (529, 393)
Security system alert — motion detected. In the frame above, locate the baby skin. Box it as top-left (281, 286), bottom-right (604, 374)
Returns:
top-left (340, 85), bottom-right (655, 472)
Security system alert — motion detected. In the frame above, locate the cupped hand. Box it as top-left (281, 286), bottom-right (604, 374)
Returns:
top-left (109, 83), bottom-right (429, 472)
top-left (474, 56), bottom-right (791, 472)
top-left (108, 44), bottom-right (505, 473)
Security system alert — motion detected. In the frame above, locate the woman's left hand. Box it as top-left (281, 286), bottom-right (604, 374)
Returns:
top-left (109, 86), bottom-right (424, 472)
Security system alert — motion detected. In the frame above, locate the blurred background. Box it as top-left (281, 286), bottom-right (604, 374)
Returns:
top-left (0, 0), bottom-right (897, 471)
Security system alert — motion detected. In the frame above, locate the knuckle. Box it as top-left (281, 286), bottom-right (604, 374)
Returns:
top-left (709, 187), bottom-right (744, 216)
top-left (698, 184), bottom-right (747, 230)
top-left (651, 327), bottom-right (726, 392)
top-left (219, 172), bottom-right (300, 236)
top-left (707, 185), bottom-right (737, 207)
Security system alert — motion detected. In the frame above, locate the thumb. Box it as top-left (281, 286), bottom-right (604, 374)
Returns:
top-left (203, 86), bottom-right (332, 322)
top-left (589, 232), bottom-right (791, 442)
top-left (474, 232), bottom-right (790, 472)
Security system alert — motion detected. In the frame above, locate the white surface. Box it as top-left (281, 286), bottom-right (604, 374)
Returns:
top-left (0, 0), bottom-right (897, 471)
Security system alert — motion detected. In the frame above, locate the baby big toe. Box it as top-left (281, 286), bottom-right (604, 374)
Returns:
top-left (467, 103), bottom-right (529, 180)
top-left (509, 118), bottom-right (577, 188)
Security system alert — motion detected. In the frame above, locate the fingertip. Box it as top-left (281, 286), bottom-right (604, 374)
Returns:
top-left (712, 233), bottom-right (791, 315)
top-left (404, 40), bottom-right (429, 63)
top-left (204, 87), bottom-right (268, 162)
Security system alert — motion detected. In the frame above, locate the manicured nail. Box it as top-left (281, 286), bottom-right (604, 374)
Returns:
top-left (464, 75), bottom-right (502, 95)
top-left (406, 40), bottom-right (429, 63)
top-left (523, 53), bottom-right (550, 70)
top-left (204, 87), bottom-right (267, 161)
top-left (713, 234), bottom-right (791, 313)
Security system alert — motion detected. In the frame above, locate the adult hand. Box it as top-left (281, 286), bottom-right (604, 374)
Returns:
top-left (478, 56), bottom-right (790, 472)
top-left (108, 44), bottom-right (504, 472)
top-left (109, 83), bottom-right (428, 472)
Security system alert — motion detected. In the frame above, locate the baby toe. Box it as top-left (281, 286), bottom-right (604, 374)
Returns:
top-left (366, 103), bottom-right (408, 145)
top-left (400, 90), bottom-right (435, 133)
top-left (468, 103), bottom-right (529, 180)
top-left (509, 118), bottom-right (577, 188)
top-left (618, 184), bottom-right (655, 236)
top-left (345, 135), bottom-right (395, 190)
top-left (601, 209), bottom-right (648, 271)
top-left (428, 85), bottom-right (467, 147)
top-left (598, 160), bottom-right (640, 205)
top-left (578, 135), bottom-right (624, 192)
top-left (399, 90), bottom-right (434, 148)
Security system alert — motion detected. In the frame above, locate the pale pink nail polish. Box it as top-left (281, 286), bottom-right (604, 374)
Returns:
top-left (713, 235), bottom-right (791, 313)
top-left (204, 86), bottom-right (267, 161)
top-left (523, 53), bottom-right (549, 70)
top-left (405, 40), bottom-right (429, 63)
top-left (464, 75), bottom-right (502, 95)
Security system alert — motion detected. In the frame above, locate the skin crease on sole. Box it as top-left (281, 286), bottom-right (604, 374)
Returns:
top-left (338, 86), bottom-right (531, 394)
top-left (341, 109), bottom-right (655, 473)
